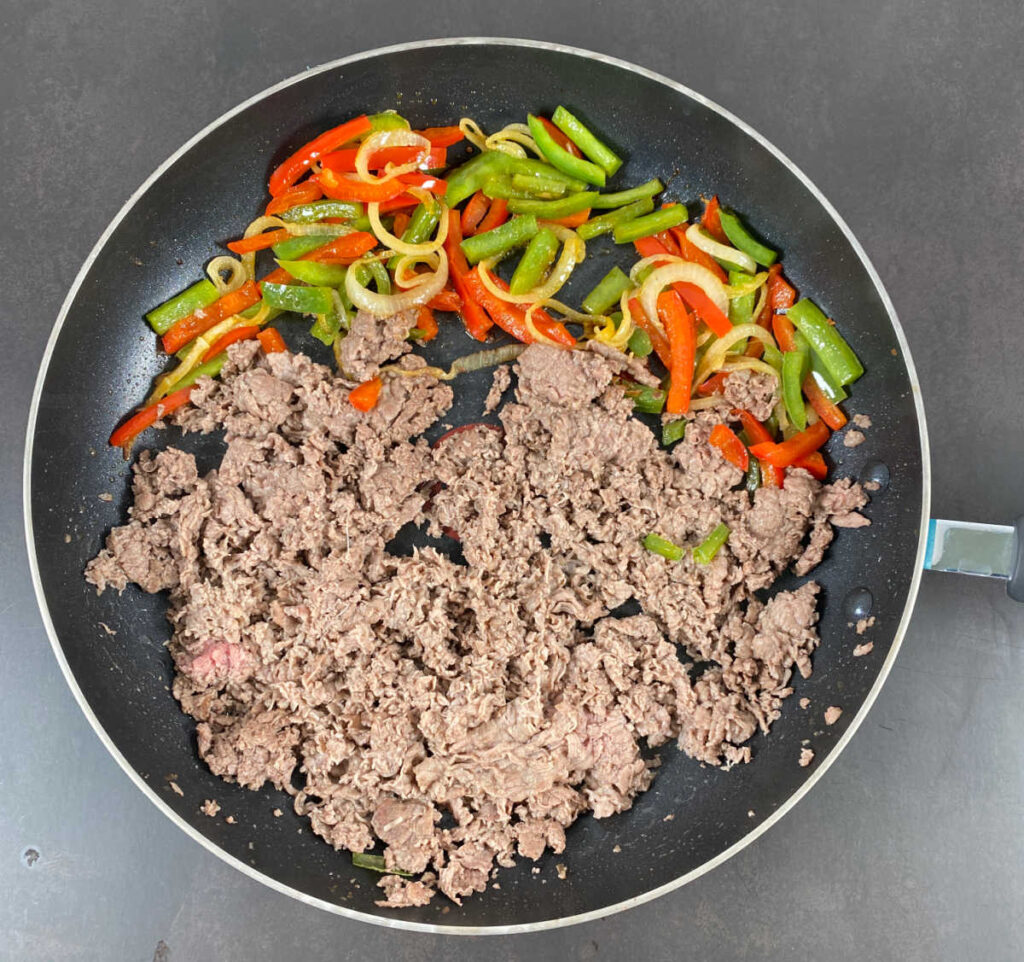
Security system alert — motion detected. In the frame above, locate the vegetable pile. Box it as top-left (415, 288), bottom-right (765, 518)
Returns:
top-left (110, 105), bottom-right (865, 517)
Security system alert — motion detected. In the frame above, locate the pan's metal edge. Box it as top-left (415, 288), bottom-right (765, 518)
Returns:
top-left (23, 36), bottom-right (931, 937)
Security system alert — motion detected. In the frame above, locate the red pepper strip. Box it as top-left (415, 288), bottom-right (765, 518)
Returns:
top-left (397, 172), bottom-right (448, 195)
top-left (162, 281), bottom-right (261, 354)
top-left (477, 197), bottom-right (510, 233)
top-left (259, 266), bottom-right (294, 289)
top-left (772, 313), bottom-right (799, 352)
top-left (392, 211), bottom-right (411, 237)
top-left (541, 207), bottom-right (590, 229)
top-left (268, 115), bottom-right (372, 197)
top-left (793, 450), bottom-right (828, 480)
top-left (537, 116), bottom-right (582, 157)
top-left (669, 226), bottom-right (728, 282)
top-left (257, 327), bottom-right (287, 354)
top-left (202, 325), bottom-right (259, 363)
top-left (315, 169), bottom-right (407, 203)
top-left (634, 234), bottom-right (674, 263)
top-left (801, 374), bottom-right (847, 429)
top-left (732, 408), bottom-right (785, 487)
top-left (462, 190), bottom-right (490, 236)
top-left (377, 192), bottom-right (422, 213)
top-left (265, 181), bottom-right (323, 216)
top-left (697, 371), bottom-right (730, 396)
top-left (445, 210), bottom-right (493, 341)
top-left (766, 263), bottom-right (797, 310)
top-left (304, 231), bottom-right (378, 264)
top-left (657, 290), bottom-right (696, 415)
top-left (427, 287), bottom-right (463, 313)
top-left (349, 376), bottom-right (382, 411)
top-left (109, 384), bottom-right (194, 450)
top-left (674, 282), bottom-right (732, 338)
top-left (466, 268), bottom-right (575, 348)
top-left (416, 125), bottom-right (465, 147)
top-left (226, 228), bottom-right (293, 255)
top-left (749, 421), bottom-right (830, 468)
top-left (415, 305), bottom-right (438, 342)
top-left (702, 195), bottom-right (729, 244)
top-left (709, 423), bottom-right (750, 471)
top-left (319, 145), bottom-right (447, 174)
top-left (628, 297), bottom-right (672, 368)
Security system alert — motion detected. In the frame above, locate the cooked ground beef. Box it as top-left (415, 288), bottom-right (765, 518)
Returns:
top-left (86, 336), bottom-right (868, 907)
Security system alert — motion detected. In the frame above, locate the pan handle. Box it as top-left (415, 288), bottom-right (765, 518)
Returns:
top-left (924, 518), bottom-right (1024, 601)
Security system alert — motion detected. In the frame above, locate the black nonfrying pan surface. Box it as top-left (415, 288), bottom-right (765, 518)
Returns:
top-left (25, 39), bottom-right (929, 933)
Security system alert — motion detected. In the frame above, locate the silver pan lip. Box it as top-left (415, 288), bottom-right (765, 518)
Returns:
top-left (23, 36), bottom-right (931, 936)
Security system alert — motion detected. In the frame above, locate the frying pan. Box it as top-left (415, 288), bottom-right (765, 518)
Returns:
top-left (25, 38), bottom-right (932, 934)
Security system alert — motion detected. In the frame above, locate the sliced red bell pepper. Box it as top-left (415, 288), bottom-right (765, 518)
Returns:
top-left (628, 297), bottom-right (672, 369)
top-left (701, 195), bottom-right (728, 244)
top-left (465, 267), bottom-right (575, 348)
top-left (349, 376), bottom-right (382, 411)
top-left (162, 281), bottom-right (262, 354)
top-left (674, 282), bottom-right (732, 338)
top-left (426, 287), bottom-right (463, 313)
top-left (766, 263), bottom-right (797, 310)
top-left (257, 327), bottom-right (287, 354)
top-left (397, 172), bottom-right (448, 195)
top-left (265, 181), bottom-right (323, 216)
top-left (793, 450), bottom-right (828, 480)
top-left (657, 290), bottom-right (696, 415)
top-left (802, 374), bottom-right (848, 429)
top-left (445, 210), bottom-right (493, 341)
top-left (477, 197), bottom-right (510, 233)
top-left (377, 192), bottom-right (422, 213)
top-left (461, 190), bottom-right (490, 236)
top-left (304, 231), bottom-right (378, 263)
top-left (226, 229), bottom-right (293, 255)
top-left (542, 207), bottom-right (590, 229)
top-left (258, 266), bottom-right (294, 289)
top-left (537, 116), bottom-right (582, 157)
top-left (697, 371), bottom-right (730, 396)
top-left (415, 305), bottom-right (438, 342)
top-left (709, 423), bottom-right (749, 471)
top-left (749, 421), bottom-right (830, 468)
top-left (416, 125), bottom-right (465, 147)
top-left (319, 145), bottom-right (447, 174)
top-left (391, 210), bottom-right (411, 237)
top-left (315, 169), bottom-right (407, 203)
top-left (268, 115), bottom-right (372, 197)
top-left (669, 225), bottom-right (728, 282)
top-left (202, 325), bottom-right (259, 363)
top-left (109, 384), bottom-right (194, 451)
top-left (772, 313), bottom-right (799, 352)
top-left (732, 408), bottom-right (785, 487)
top-left (634, 234), bottom-right (674, 263)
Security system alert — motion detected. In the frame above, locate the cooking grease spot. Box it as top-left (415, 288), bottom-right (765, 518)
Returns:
top-left (21, 847), bottom-right (40, 868)
top-left (844, 587), bottom-right (873, 622)
top-left (859, 459), bottom-right (890, 491)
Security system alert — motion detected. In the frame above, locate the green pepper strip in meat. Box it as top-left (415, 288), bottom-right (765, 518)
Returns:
top-left (459, 215), bottom-right (539, 264)
top-left (612, 205), bottom-right (689, 244)
top-left (718, 209), bottom-right (778, 267)
top-left (527, 114), bottom-right (607, 187)
top-left (582, 266), bottom-right (634, 315)
top-left (662, 418), bottom-right (686, 447)
top-left (551, 105), bottom-right (624, 175)
top-left (628, 327), bottom-right (653, 357)
top-left (509, 228), bottom-right (560, 295)
top-left (146, 279), bottom-right (220, 335)
top-left (576, 197), bottom-right (655, 241)
top-left (642, 533), bottom-right (683, 561)
top-left (787, 298), bottom-right (864, 386)
top-left (506, 191), bottom-right (599, 219)
top-left (693, 523), bottom-right (730, 565)
top-left (628, 384), bottom-right (666, 414)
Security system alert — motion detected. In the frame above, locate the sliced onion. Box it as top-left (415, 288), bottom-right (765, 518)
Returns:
top-left (532, 298), bottom-right (597, 325)
top-left (721, 356), bottom-right (782, 380)
top-left (750, 284), bottom-right (768, 326)
top-left (206, 255), bottom-right (247, 294)
top-left (459, 118), bottom-right (489, 152)
top-left (694, 323), bottom-right (780, 386)
top-left (629, 252), bottom-right (680, 282)
top-left (345, 249), bottom-right (448, 317)
top-left (354, 130), bottom-right (432, 184)
top-left (368, 199), bottom-right (448, 256)
top-left (723, 271), bottom-right (768, 299)
top-left (485, 123), bottom-right (543, 159)
top-left (685, 223), bottom-right (757, 274)
top-left (392, 252), bottom-right (442, 289)
top-left (381, 343), bottom-right (527, 381)
top-left (477, 226), bottom-right (585, 305)
top-left (688, 395), bottom-right (729, 412)
top-left (639, 261), bottom-right (730, 333)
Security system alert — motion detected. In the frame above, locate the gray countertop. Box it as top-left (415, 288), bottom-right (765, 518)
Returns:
top-left (3, 2), bottom-right (1023, 959)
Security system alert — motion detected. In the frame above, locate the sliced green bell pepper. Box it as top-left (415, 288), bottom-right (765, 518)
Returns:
top-left (612, 205), bottom-right (688, 244)
top-left (261, 282), bottom-right (335, 315)
top-left (551, 105), bottom-right (623, 175)
top-left (590, 179), bottom-right (664, 209)
top-left (509, 228), bottom-right (560, 295)
top-left (718, 209), bottom-right (778, 267)
top-left (693, 523), bottom-right (730, 565)
top-left (527, 114), bottom-right (606, 187)
top-left (146, 279), bottom-right (220, 335)
top-left (576, 197), bottom-right (655, 241)
top-left (643, 533), bottom-right (683, 561)
top-left (582, 266), bottom-right (634, 315)
top-left (459, 214), bottom-right (539, 264)
top-left (787, 298), bottom-right (864, 386)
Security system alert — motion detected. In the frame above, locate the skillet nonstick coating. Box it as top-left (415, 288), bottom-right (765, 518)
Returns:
top-left (27, 40), bottom-right (927, 932)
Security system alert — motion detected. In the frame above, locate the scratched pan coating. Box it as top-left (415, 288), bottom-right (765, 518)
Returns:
top-left (25, 39), bottom-right (929, 934)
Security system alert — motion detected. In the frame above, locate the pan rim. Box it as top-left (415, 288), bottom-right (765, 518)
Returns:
top-left (22, 36), bottom-right (931, 936)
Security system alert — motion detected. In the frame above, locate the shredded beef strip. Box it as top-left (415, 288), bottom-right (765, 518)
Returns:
top-left (86, 336), bottom-right (867, 907)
